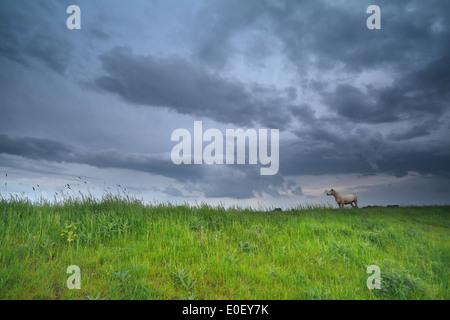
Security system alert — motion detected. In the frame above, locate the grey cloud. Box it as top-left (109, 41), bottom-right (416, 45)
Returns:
top-left (163, 185), bottom-right (184, 197)
top-left (286, 96), bottom-right (450, 178)
top-left (281, 139), bottom-right (372, 176)
top-left (0, 1), bottom-right (73, 73)
top-left (192, 0), bottom-right (265, 68)
top-left (387, 121), bottom-right (434, 141)
top-left (325, 84), bottom-right (395, 123)
top-left (191, 0), bottom-right (449, 73)
top-left (26, 32), bottom-right (72, 73)
top-left (376, 146), bottom-right (450, 178)
top-left (0, 134), bottom-right (74, 162)
top-left (350, 175), bottom-right (450, 206)
top-left (0, 3), bottom-right (30, 65)
top-left (291, 186), bottom-right (303, 196)
top-left (274, 0), bottom-right (449, 72)
top-left (192, 165), bottom-right (286, 199)
top-left (325, 55), bottom-right (450, 124)
top-left (0, 133), bottom-right (201, 181)
top-left (0, 133), bottom-right (286, 199)
top-left (79, 149), bottom-right (208, 183)
top-left (281, 132), bottom-right (450, 178)
top-left (94, 46), bottom-right (294, 128)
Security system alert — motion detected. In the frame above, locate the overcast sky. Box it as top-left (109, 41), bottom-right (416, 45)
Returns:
top-left (1, 0), bottom-right (449, 208)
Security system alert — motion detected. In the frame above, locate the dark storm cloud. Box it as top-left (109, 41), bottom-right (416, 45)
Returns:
top-left (291, 186), bottom-right (303, 196)
top-left (0, 2), bottom-right (35, 66)
top-left (0, 133), bottom-right (200, 181)
top-left (387, 121), bottom-right (434, 141)
top-left (347, 175), bottom-right (450, 206)
top-left (0, 133), bottom-right (286, 199)
top-left (79, 148), bottom-right (210, 183)
top-left (0, 1), bottom-right (73, 73)
top-left (185, 0), bottom-right (448, 75)
top-left (25, 31), bottom-right (72, 73)
top-left (283, 0), bottom-right (449, 71)
top-left (186, 0), bottom-right (450, 140)
top-left (282, 128), bottom-right (450, 178)
top-left (325, 55), bottom-right (450, 124)
top-left (281, 139), bottom-right (373, 176)
top-left (187, 165), bottom-right (287, 199)
top-left (94, 47), bottom-right (294, 128)
top-left (376, 144), bottom-right (450, 178)
top-left (286, 98), bottom-right (449, 178)
top-left (0, 134), bottom-right (74, 162)
top-left (192, 0), bottom-right (266, 68)
top-left (91, 1), bottom-right (450, 132)
top-left (163, 185), bottom-right (184, 197)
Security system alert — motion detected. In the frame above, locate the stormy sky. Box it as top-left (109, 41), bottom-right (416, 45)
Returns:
top-left (1, 0), bottom-right (449, 207)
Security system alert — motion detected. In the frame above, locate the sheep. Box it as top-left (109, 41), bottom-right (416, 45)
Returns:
top-left (327, 188), bottom-right (358, 208)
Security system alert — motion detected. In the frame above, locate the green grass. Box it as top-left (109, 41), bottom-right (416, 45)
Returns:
top-left (0, 195), bottom-right (448, 300)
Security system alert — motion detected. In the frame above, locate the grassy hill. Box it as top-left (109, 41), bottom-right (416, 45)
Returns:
top-left (0, 196), bottom-right (448, 299)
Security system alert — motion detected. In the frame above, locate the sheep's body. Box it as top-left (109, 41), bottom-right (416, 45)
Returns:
top-left (327, 189), bottom-right (358, 208)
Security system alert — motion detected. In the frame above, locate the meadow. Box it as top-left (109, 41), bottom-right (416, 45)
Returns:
top-left (0, 193), bottom-right (448, 300)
